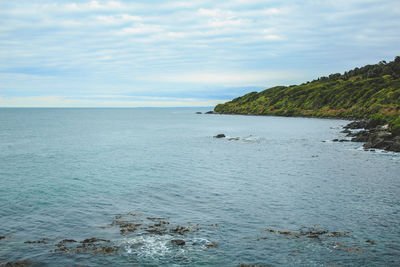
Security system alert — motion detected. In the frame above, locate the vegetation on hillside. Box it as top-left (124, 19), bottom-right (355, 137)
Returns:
top-left (214, 57), bottom-right (400, 135)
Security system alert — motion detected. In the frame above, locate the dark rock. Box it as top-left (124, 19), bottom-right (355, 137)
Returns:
top-left (81, 238), bottom-right (110, 244)
top-left (145, 229), bottom-right (166, 235)
top-left (93, 246), bottom-right (119, 254)
top-left (24, 239), bottom-right (49, 244)
top-left (343, 120), bottom-right (369, 129)
top-left (153, 221), bottom-right (169, 227)
top-left (170, 226), bottom-right (191, 235)
top-left (341, 129), bottom-right (352, 134)
top-left (205, 242), bottom-right (217, 248)
top-left (332, 139), bottom-right (339, 142)
top-left (0, 236), bottom-right (5, 240)
top-left (171, 239), bottom-right (185, 246)
top-left (366, 239), bottom-right (375, 245)
top-left (327, 232), bottom-right (349, 237)
top-left (214, 134), bottom-right (225, 138)
top-left (238, 264), bottom-right (265, 267)
top-left (56, 239), bottom-right (77, 247)
top-left (205, 111), bottom-right (215, 114)
top-left (4, 260), bottom-right (33, 267)
top-left (196, 112), bottom-right (202, 114)
top-left (338, 139), bottom-right (349, 142)
top-left (351, 130), bottom-right (369, 142)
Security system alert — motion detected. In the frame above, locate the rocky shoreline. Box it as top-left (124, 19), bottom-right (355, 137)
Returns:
top-left (341, 120), bottom-right (400, 152)
top-left (204, 111), bottom-right (400, 153)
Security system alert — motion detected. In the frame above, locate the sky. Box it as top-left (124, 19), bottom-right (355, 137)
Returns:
top-left (1, 0), bottom-right (400, 107)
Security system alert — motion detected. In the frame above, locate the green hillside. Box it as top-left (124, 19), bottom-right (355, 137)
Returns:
top-left (214, 57), bottom-right (400, 135)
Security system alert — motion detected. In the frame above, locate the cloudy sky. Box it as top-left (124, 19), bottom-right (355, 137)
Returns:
top-left (1, 0), bottom-right (399, 107)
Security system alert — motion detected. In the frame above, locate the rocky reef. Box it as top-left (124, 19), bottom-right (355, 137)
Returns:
top-left (342, 119), bottom-right (400, 152)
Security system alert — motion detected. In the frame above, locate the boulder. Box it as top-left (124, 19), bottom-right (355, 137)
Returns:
top-left (343, 120), bottom-right (369, 129)
top-left (214, 134), bottom-right (226, 138)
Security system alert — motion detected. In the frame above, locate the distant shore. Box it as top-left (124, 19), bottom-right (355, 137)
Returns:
top-left (205, 111), bottom-right (400, 153)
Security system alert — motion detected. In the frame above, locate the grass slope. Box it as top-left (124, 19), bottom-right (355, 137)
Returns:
top-left (214, 57), bottom-right (400, 135)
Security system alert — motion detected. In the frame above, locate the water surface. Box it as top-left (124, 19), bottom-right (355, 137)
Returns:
top-left (0, 108), bottom-right (399, 266)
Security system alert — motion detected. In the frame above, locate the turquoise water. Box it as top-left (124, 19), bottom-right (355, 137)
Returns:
top-left (0, 108), bottom-right (399, 266)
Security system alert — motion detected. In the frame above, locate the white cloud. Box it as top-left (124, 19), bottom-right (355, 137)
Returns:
top-left (95, 14), bottom-right (142, 25)
top-left (64, 1), bottom-right (125, 12)
top-left (117, 24), bottom-right (163, 35)
top-left (0, 95), bottom-right (225, 107)
top-left (156, 70), bottom-right (303, 86)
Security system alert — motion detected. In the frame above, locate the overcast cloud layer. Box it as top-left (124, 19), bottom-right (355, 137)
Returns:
top-left (1, 0), bottom-right (399, 107)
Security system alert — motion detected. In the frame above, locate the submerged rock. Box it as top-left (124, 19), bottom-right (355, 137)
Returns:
top-left (205, 242), bottom-right (217, 248)
top-left (81, 238), bottom-right (110, 244)
top-left (238, 263), bottom-right (265, 267)
top-left (170, 226), bottom-right (191, 235)
top-left (196, 112), bottom-right (202, 114)
top-left (366, 239), bottom-right (376, 245)
top-left (327, 232), bottom-right (349, 237)
top-left (92, 246), bottom-right (119, 254)
top-left (266, 225), bottom-right (348, 240)
top-left (3, 260), bottom-right (33, 267)
top-left (214, 134), bottom-right (226, 138)
top-left (24, 238), bottom-right (50, 244)
top-left (56, 239), bottom-right (77, 247)
top-left (205, 111), bottom-right (215, 114)
top-left (171, 239), bottom-right (185, 246)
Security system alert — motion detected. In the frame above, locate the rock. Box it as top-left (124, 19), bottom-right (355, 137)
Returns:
top-left (347, 248), bottom-right (365, 253)
top-left (205, 242), bottom-right (217, 248)
top-left (205, 111), bottom-right (215, 114)
top-left (342, 121), bottom-right (400, 153)
top-left (0, 236), bottom-right (5, 240)
top-left (238, 264), bottom-right (265, 267)
top-left (153, 221), bottom-right (169, 227)
top-left (170, 226), bottom-right (191, 235)
top-left (56, 239), bottom-right (77, 247)
top-left (332, 139), bottom-right (339, 142)
top-left (343, 120), bottom-right (369, 129)
top-left (366, 239), bottom-right (375, 245)
top-left (24, 239), bottom-right (49, 244)
top-left (327, 232), bottom-right (349, 237)
top-left (93, 246), bottom-right (119, 254)
top-left (351, 130), bottom-right (369, 142)
top-left (81, 238), bottom-right (110, 244)
top-left (339, 139), bottom-right (350, 142)
top-left (4, 260), bottom-right (33, 267)
top-left (196, 112), bottom-right (202, 114)
top-left (171, 239), bottom-right (185, 246)
top-left (214, 134), bottom-right (225, 138)
top-left (145, 229), bottom-right (166, 235)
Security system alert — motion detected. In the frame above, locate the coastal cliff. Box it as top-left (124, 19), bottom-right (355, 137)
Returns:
top-left (214, 57), bottom-right (400, 151)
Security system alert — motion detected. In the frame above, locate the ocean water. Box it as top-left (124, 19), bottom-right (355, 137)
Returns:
top-left (0, 108), bottom-right (399, 266)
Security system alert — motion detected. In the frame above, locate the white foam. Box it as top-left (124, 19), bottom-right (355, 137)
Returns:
top-left (122, 235), bottom-right (175, 257)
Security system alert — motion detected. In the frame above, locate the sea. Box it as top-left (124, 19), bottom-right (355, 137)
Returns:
top-left (0, 108), bottom-right (399, 266)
